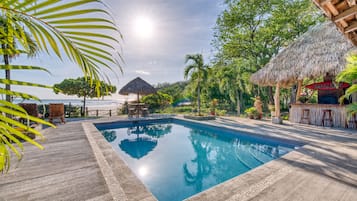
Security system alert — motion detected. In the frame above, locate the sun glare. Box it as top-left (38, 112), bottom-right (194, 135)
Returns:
top-left (133, 16), bottom-right (154, 39)
top-left (138, 166), bottom-right (148, 177)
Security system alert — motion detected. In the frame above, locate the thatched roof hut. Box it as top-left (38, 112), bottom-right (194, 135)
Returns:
top-left (250, 21), bottom-right (355, 87)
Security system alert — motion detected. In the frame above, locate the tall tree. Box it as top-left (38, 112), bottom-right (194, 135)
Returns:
top-left (54, 77), bottom-right (117, 116)
top-left (215, 58), bottom-right (250, 115)
top-left (156, 81), bottom-right (188, 104)
top-left (184, 54), bottom-right (209, 116)
top-left (212, 0), bottom-right (323, 110)
top-left (0, 0), bottom-right (122, 172)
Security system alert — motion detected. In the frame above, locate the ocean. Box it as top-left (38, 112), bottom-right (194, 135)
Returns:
top-left (13, 99), bottom-right (123, 109)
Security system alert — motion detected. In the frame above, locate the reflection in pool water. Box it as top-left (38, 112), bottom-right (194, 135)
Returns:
top-left (119, 137), bottom-right (157, 159)
top-left (98, 120), bottom-right (294, 201)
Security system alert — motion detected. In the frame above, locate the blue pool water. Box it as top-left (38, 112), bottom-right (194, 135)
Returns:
top-left (96, 119), bottom-right (297, 201)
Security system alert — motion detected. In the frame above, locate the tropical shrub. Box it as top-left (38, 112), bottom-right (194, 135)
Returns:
top-left (244, 107), bottom-right (259, 119)
top-left (337, 53), bottom-right (357, 116)
top-left (142, 92), bottom-right (173, 112)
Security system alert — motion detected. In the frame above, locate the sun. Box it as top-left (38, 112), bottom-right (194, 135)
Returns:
top-left (133, 16), bottom-right (154, 39)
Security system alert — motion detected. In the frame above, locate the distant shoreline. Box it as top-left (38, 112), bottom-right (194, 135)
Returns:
top-left (13, 98), bottom-right (124, 110)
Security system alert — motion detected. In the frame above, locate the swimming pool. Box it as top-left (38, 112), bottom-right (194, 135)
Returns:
top-left (96, 119), bottom-right (297, 201)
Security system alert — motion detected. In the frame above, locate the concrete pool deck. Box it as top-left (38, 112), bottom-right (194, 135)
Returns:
top-left (0, 116), bottom-right (356, 201)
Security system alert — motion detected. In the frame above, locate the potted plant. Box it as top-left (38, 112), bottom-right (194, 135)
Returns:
top-left (268, 104), bottom-right (275, 117)
top-left (245, 107), bottom-right (259, 119)
top-left (210, 99), bottom-right (218, 115)
top-left (298, 96), bottom-right (308, 103)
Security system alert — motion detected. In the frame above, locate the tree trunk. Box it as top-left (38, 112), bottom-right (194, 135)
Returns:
top-left (197, 85), bottom-right (201, 116)
top-left (240, 91), bottom-right (244, 111)
top-left (290, 84), bottom-right (297, 105)
top-left (2, 44), bottom-right (11, 102)
top-left (295, 80), bottom-right (303, 103)
top-left (83, 96), bottom-right (87, 117)
top-left (236, 91), bottom-right (241, 116)
top-left (267, 86), bottom-right (274, 105)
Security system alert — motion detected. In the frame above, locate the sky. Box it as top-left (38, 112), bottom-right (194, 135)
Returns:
top-left (2, 0), bottom-right (224, 100)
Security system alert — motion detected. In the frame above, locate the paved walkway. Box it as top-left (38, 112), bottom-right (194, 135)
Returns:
top-left (0, 116), bottom-right (356, 201)
top-left (188, 117), bottom-right (357, 201)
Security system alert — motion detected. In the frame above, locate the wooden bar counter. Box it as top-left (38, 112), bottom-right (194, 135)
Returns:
top-left (289, 104), bottom-right (347, 128)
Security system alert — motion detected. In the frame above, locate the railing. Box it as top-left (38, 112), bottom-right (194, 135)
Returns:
top-left (85, 108), bottom-right (115, 117)
top-left (37, 104), bottom-right (118, 118)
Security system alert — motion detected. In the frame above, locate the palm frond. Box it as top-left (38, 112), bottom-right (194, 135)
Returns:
top-left (0, 0), bottom-right (123, 173)
top-left (1, 0), bottom-right (123, 84)
top-left (0, 65), bottom-right (52, 74)
top-left (0, 79), bottom-right (52, 89)
top-left (0, 88), bottom-right (40, 100)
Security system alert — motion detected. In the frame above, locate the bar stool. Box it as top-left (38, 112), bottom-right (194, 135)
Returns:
top-left (300, 109), bottom-right (310, 124)
top-left (346, 113), bottom-right (357, 129)
top-left (322, 109), bottom-right (333, 127)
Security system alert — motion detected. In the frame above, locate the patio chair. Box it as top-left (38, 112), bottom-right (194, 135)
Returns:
top-left (18, 103), bottom-right (41, 126)
top-left (17, 103), bottom-right (41, 139)
top-left (141, 107), bottom-right (149, 117)
top-left (128, 106), bottom-right (136, 118)
top-left (49, 103), bottom-right (65, 124)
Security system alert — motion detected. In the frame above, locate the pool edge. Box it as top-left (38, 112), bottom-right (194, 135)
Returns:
top-left (88, 116), bottom-right (309, 201)
top-left (83, 120), bottom-right (158, 201)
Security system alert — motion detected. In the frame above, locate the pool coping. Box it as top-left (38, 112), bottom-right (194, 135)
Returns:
top-left (83, 116), bottom-right (320, 201)
top-left (83, 120), bottom-right (157, 201)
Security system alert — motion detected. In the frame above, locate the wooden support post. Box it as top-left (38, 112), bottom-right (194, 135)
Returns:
top-left (296, 80), bottom-right (303, 103)
top-left (275, 83), bottom-right (281, 117)
top-left (272, 83), bottom-right (283, 124)
top-left (68, 102), bottom-right (71, 118)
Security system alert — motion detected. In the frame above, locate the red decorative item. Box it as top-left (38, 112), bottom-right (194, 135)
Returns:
top-left (305, 81), bottom-right (350, 90)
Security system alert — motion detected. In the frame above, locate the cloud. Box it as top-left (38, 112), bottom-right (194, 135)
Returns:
top-left (13, 0), bottom-right (223, 99)
top-left (135, 70), bottom-right (151, 75)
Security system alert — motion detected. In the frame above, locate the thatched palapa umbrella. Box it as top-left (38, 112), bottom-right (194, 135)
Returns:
top-left (250, 21), bottom-right (355, 119)
top-left (119, 77), bottom-right (156, 102)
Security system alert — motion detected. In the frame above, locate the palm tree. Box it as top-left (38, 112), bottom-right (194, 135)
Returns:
top-left (0, 0), bottom-right (123, 172)
top-left (1, 16), bottom-right (39, 103)
top-left (184, 54), bottom-right (209, 116)
top-left (337, 53), bottom-right (357, 116)
top-left (217, 65), bottom-right (241, 115)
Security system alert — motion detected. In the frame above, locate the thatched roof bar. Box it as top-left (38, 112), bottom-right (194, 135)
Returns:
top-left (320, 0), bottom-right (332, 6)
top-left (345, 21), bottom-right (357, 33)
top-left (312, 0), bottom-right (357, 46)
top-left (333, 4), bottom-right (357, 22)
top-left (250, 21), bottom-right (355, 87)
